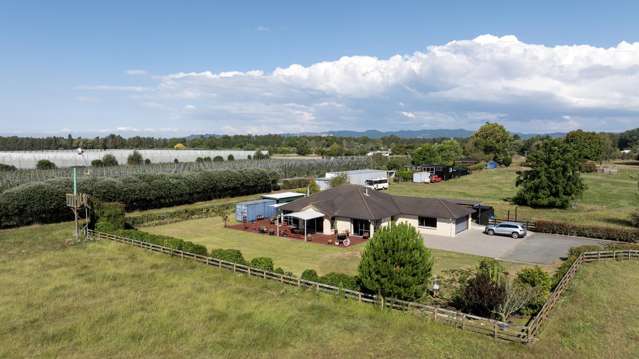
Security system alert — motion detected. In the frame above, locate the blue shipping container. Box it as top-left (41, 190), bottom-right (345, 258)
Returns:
top-left (235, 199), bottom-right (277, 222)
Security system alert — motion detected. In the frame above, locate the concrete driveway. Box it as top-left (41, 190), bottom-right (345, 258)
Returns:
top-left (422, 226), bottom-right (604, 265)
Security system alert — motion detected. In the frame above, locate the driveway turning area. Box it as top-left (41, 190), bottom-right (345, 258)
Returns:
top-left (422, 226), bottom-right (603, 265)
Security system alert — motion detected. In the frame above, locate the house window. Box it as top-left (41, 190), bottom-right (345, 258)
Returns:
top-left (418, 216), bottom-right (437, 228)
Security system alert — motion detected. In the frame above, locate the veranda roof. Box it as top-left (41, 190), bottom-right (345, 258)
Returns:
top-left (284, 208), bottom-right (324, 221)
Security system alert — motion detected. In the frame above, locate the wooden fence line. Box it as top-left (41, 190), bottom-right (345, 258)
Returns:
top-left (86, 230), bottom-right (639, 345)
top-left (526, 249), bottom-right (639, 339)
top-left (87, 229), bottom-right (529, 343)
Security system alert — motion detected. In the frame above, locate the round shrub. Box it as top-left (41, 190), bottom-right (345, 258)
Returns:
top-left (515, 266), bottom-right (551, 314)
top-left (358, 223), bottom-right (433, 300)
top-left (95, 202), bottom-right (126, 232)
top-left (319, 272), bottom-right (359, 291)
top-left (301, 269), bottom-right (319, 282)
top-left (210, 249), bottom-right (247, 265)
top-left (250, 257), bottom-right (274, 271)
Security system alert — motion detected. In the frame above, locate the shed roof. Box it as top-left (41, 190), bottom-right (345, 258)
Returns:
top-left (261, 192), bottom-right (305, 200)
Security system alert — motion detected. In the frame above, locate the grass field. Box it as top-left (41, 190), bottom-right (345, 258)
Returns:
top-left (389, 163), bottom-right (639, 229)
top-left (143, 216), bottom-right (539, 276)
top-left (1, 222), bottom-right (638, 358)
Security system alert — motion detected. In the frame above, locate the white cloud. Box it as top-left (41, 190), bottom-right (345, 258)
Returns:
top-left (126, 69), bottom-right (148, 76)
top-left (256, 25), bottom-right (270, 32)
top-left (74, 35), bottom-right (639, 134)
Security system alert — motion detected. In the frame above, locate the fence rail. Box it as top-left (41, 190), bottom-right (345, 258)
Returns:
top-left (526, 249), bottom-right (639, 339)
top-left (487, 218), bottom-right (537, 231)
top-left (86, 230), bottom-right (639, 345)
top-left (87, 229), bottom-right (530, 343)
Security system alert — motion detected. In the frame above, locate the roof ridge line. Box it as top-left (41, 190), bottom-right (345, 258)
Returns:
top-left (438, 198), bottom-right (455, 218)
top-left (358, 188), bottom-right (375, 220)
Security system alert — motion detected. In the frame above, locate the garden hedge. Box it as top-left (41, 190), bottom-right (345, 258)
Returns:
top-left (113, 229), bottom-right (209, 256)
top-left (534, 220), bottom-right (639, 242)
top-left (0, 169), bottom-right (278, 228)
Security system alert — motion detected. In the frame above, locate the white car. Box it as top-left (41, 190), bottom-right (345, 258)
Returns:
top-left (364, 178), bottom-right (389, 190)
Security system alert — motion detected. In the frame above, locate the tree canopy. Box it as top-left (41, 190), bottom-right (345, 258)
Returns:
top-left (411, 139), bottom-right (463, 166)
top-left (35, 159), bottom-right (56, 170)
top-left (467, 122), bottom-right (514, 166)
top-left (358, 223), bottom-right (433, 300)
top-left (126, 150), bottom-right (144, 166)
top-left (514, 138), bottom-right (585, 208)
top-left (565, 130), bottom-right (613, 162)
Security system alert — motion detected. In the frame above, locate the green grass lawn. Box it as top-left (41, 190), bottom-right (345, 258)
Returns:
top-left (143, 216), bottom-right (542, 276)
top-left (1, 222), bottom-right (638, 358)
top-left (389, 164), bottom-right (639, 229)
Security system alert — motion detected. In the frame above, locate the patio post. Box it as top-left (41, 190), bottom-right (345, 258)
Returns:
top-left (304, 219), bottom-right (307, 242)
top-left (276, 212), bottom-right (280, 237)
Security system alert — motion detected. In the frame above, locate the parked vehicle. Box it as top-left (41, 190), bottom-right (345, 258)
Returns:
top-left (484, 221), bottom-right (527, 238)
top-left (430, 175), bottom-right (443, 183)
top-left (364, 178), bottom-right (389, 190)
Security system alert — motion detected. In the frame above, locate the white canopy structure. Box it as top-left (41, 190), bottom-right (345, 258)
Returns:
top-left (283, 209), bottom-right (324, 241)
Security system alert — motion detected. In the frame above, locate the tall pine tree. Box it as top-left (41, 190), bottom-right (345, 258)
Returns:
top-left (514, 138), bottom-right (585, 208)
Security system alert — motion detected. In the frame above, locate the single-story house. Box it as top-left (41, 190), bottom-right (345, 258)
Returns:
top-left (279, 184), bottom-right (474, 238)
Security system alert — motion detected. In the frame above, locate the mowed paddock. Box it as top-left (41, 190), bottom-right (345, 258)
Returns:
top-left (1, 222), bottom-right (639, 358)
top-left (143, 216), bottom-right (542, 276)
top-left (389, 161), bottom-right (639, 229)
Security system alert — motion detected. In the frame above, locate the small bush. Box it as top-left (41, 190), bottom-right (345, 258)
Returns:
top-left (318, 273), bottom-right (359, 291)
top-left (459, 272), bottom-right (506, 318)
top-left (210, 249), bottom-right (247, 265)
top-left (631, 211), bottom-right (639, 228)
top-left (0, 163), bottom-right (17, 171)
top-left (91, 159), bottom-right (104, 167)
top-left (127, 151), bottom-right (143, 165)
top-left (95, 202), bottom-right (126, 232)
top-left (580, 160), bottom-right (598, 173)
top-left (515, 266), bottom-right (551, 314)
top-left (36, 159), bottom-right (56, 170)
top-left (250, 257), bottom-right (274, 271)
top-left (301, 269), bottom-right (319, 282)
top-left (535, 220), bottom-right (639, 242)
top-left (477, 258), bottom-right (505, 284)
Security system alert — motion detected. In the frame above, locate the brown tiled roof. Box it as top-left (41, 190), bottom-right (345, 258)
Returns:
top-left (280, 184), bottom-right (474, 220)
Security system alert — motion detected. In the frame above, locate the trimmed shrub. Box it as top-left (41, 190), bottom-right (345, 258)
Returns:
top-left (0, 163), bottom-right (17, 171)
top-left (102, 154), bottom-right (119, 167)
top-left (210, 249), bottom-right (247, 265)
top-left (36, 159), bottom-right (56, 170)
top-left (127, 150), bottom-right (143, 165)
top-left (91, 159), bottom-right (104, 167)
top-left (0, 168), bottom-right (278, 228)
top-left (301, 269), bottom-right (319, 282)
top-left (358, 223), bottom-right (433, 300)
top-left (281, 177), bottom-right (311, 190)
top-left (111, 229), bottom-right (207, 256)
top-left (250, 257), bottom-right (274, 271)
top-left (535, 220), bottom-right (639, 242)
top-left (319, 273), bottom-right (359, 291)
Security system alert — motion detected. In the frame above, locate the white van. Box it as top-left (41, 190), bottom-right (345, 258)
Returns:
top-left (365, 178), bottom-right (389, 190)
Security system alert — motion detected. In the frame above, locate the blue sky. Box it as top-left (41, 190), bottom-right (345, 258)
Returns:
top-left (1, 0), bottom-right (638, 136)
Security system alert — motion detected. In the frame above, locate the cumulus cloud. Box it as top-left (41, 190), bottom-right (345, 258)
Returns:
top-left (76, 35), bottom-right (639, 134)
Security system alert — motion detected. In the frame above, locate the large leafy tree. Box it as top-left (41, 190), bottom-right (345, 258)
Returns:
top-left (514, 138), bottom-right (585, 208)
top-left (565, 130), bottom-right (612, 162)
top-left (467, 122), bottom-right (514, 166)
top-left (411, 139), bottom-right (463, 166)
top-left (358, 223), bottom-right (433, 300)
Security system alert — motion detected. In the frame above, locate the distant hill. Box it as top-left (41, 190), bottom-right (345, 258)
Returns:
top-left (189, 129), bottom-right (566, 139)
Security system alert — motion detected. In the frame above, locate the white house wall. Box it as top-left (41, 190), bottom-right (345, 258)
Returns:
top-left (396, 215), bottom-right (457, 237)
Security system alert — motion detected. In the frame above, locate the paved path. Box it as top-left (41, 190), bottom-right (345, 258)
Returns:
top-left (423, 226), bottom-right (604, 265)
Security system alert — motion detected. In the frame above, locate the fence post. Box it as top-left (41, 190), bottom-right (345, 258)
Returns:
top-left (233, 263), bottom-right (236, 272)
top-left (493, 321), bottom-right (498, 340)
top-left (461, 313), bottom-right (465, 330)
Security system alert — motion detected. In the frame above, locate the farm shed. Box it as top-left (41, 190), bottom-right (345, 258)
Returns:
top-left (321, 169), bottom-right (389, 190)
top-left (235, 199), bottom-right (277, 222)
top-left (261, 192), bottom-right (305, 204)
top-left (412, 171), bottom-right (431, 183)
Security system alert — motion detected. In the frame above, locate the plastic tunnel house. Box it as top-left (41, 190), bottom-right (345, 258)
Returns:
top-left (235, 199), bottom-right (277, 222)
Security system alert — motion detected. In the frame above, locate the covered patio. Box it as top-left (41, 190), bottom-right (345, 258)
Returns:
top-left (228, 217), bottom-right (367, 247)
